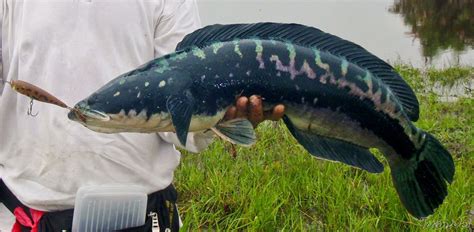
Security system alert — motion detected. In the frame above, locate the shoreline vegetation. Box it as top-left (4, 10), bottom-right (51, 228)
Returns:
top-left (175, 64), bottom-right (473, 231)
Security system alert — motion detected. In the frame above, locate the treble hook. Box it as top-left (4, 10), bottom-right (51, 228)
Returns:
top-left (27, 98), bottom-right (39, 117)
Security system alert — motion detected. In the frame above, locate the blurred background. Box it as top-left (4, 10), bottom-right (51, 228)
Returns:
top-left (198, 0), bottom-right (474, 68)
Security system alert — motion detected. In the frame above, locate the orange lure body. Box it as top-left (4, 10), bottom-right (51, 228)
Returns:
top-left (9, 80), bottom-right (68, 109)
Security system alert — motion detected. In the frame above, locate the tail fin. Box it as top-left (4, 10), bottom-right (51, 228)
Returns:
top-left (391, 132), bottom-right (455, 218)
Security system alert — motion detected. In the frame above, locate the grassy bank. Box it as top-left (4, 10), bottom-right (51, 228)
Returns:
top-left (175, 65), bottom-right (473, 231)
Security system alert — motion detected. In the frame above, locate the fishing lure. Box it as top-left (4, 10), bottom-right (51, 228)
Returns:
top-left (7, 80), bottom-right (68, 108)
top-left (2, 79), bottom-right (86, 121)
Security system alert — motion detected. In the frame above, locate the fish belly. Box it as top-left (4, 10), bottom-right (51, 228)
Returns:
top-left (285, 104), bottom-right (387, 150)
top-left (188, 110), bottom-right (227, 132)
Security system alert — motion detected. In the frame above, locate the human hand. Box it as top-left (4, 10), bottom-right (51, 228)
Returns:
top-left (223, 95), bottom-right (285, 127)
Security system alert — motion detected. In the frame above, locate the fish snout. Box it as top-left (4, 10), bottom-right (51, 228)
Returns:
top-left (67, 110), bottom-right (77, 121)
top-left (67, 107), bottom-right (88, 123)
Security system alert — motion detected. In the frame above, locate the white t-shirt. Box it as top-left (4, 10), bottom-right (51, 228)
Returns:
top-left (0, 0), bottom-right (212, 218)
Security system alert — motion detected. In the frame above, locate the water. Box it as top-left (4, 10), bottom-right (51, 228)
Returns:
top-left (431, 80), bottom-right (472, 102)
top-left (197, 0), bottom-right (474, 68)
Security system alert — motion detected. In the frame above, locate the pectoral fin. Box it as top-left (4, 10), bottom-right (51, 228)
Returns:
top-left (212, 118), bottom-right (256, 146)
top-left (166, 92), bottom-right (195, 147)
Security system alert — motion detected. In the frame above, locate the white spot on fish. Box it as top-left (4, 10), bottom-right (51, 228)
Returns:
top-left (341, 59), bottom-right (349, 76)
top-left (233, 40), bottom-right (243, 58)
top-left (286, 43), bottom-right (296, 60)
top-left (229, 73), bottom-right (234, 78)
top-left (201, 75), bottom-right (206, 81)
top-left (119, 79), bottom-right (126, 85)
top-left (246, 70), bottom-right (251, 76)
top-left (159, 80), bottom-right (166, 88)
top-left (137, 92), bottom-right (141, 98)
top-left (215, 74), bottom-right (220, 79)
top-left (313, 97), bottom-right (318, 105)
top-left (144, 82), bottom-right (149, 87)
top-left (295, 85), bottom-right (300, 91)
top-left (276, 72), bottom-right (281, 77)
top-left (301, 97), bottom-right (305, 104)
top-left (363, 72), bottom-right (374, 93)
top-left (154, 59), bottom-right (171, 73)
top-left (113, 91), bottom-right (120, 97)
top-left (169, 52), bottom-right (187, 61)
top-left (192, 47), bottom-right (206, 59)
top-left (235, 63), bottom-right (240, 68)
top-left (212, 42), bottom-right (224, 54)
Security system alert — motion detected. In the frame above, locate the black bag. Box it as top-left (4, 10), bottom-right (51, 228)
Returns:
top-left (0, 180), bottom-right (180, 232)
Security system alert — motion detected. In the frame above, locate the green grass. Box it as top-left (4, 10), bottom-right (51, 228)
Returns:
top-left (174, 65), bottom-right (473, 231)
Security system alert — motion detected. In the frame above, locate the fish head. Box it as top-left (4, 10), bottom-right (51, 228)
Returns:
top-left (68, 68), bottom-right (189, 133)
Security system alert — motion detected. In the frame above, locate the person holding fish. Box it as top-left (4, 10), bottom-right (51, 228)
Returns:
top-left (0, 1), bottom-right (284, 231)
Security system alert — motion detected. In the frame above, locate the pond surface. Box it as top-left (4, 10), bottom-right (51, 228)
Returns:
top-left (198, 0), bottom-right (474, 68)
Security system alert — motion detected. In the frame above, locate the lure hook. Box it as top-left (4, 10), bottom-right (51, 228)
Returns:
top-left (27, 98), bottom-right (39, 117)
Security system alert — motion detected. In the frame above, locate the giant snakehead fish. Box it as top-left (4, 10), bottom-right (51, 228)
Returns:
top-left (68, 23), bottom-right (455, 218)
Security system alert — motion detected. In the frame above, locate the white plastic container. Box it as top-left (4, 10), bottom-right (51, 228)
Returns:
top-left (72, 185), bottom-right (148, 232)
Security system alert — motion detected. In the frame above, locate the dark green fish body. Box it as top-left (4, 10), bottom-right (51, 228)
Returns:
top-left (69, 23), bottom-right (454, 219)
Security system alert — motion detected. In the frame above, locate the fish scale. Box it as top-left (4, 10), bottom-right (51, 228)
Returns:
top-left (69, 23), bottom-right (454, 219)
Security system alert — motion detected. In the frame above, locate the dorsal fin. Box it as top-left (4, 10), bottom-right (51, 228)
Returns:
top-left (177, 23), bottom-right (420, 121)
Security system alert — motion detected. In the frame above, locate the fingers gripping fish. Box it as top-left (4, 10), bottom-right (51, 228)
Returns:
top-left (68, 23), bottom-right (455, 219)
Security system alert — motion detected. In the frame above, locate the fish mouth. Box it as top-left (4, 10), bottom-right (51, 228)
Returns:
top-left (67, 109), bottom-right (82, 122)
top-left (68, 106), bottom-right (110, 123)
